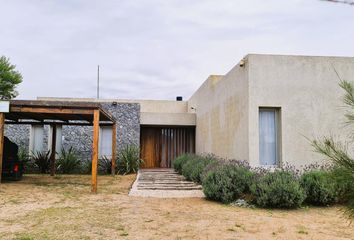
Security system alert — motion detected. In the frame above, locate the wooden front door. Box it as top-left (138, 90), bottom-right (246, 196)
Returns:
top-left (140, 127), bottom-right (195, 168)
top-left (140, 128), bottom-right (160, 168)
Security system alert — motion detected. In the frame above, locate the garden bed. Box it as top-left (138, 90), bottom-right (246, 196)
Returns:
top-left (0, 174), bottom-right (353, 239)
top-left (173, 154), bottom-right (352, 209)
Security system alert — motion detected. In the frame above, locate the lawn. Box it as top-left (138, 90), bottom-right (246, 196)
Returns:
top-left (0, 174), bottom-right (353, 240)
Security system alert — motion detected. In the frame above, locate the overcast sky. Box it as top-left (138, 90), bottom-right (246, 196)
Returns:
top-left (1, 0), bottom-right (354, 100)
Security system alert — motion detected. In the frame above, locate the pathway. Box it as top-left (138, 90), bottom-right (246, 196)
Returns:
top-left (129, 168), bottom-right (205, 198)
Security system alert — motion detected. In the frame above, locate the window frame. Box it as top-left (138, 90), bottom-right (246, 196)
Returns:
top-left (99, 126), bottom-right (113, 159)
top-left (29, 124), bottom-right (44, 155)
top-left (258, 107), bottom-right (281, 167)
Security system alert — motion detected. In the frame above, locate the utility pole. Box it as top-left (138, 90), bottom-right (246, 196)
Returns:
top-left (97, 65), bottom-right (100, 99)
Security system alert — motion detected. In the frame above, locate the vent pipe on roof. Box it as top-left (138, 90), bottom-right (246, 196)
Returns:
top-left (176, 96), bottom-right (183, 101)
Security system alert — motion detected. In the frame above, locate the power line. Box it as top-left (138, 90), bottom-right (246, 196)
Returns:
top-left (321, 0), bottom-right (354, 5)
top-left (97, 65), bottom-right (100, 99)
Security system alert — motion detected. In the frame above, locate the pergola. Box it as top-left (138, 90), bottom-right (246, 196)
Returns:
top-left (0, 100), bottom-right (117, 193)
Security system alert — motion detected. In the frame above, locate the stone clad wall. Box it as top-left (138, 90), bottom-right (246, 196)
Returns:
top-left (4, 102), bottom-right (140, 162)
top-left (4, 125), bottom-right (31, 151)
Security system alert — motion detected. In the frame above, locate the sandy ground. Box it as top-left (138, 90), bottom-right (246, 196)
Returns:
top-left (0, 174), bottom-right (353, 240)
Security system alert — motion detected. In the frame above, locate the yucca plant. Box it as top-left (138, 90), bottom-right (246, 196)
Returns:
top-left (56, 147), bottom-right (81, 174)
top-left (312, 79), bottom-right (354, 219)
top-left (117, 145), bottom-right (143, 175)
top-left (98, 156), bottom-right (117, 175)
top-left (31, 150), bottom-right (51, 174)
top-left (18, 147), bottom-right (32, 171)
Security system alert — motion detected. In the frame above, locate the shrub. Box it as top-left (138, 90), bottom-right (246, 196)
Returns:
top-left (173, 154), bottom-right (191, 174)
top-left (331, 167), bottom-right (354, 203)
top-left (83, 160), bottom-right (92, 174)
top-left (251, 171), bottom-right (305, 209)
top-left (18, 147), bottom-right (32, 172)
top-left (31, 150), bottom-right (51, 174)
top-left (181, 155), bottom-right (217, 183)
top-left (311, 80), bottom-right (354, 219)
top-left (98, 156), bottom-right (117, 175)
top-left (56, 147), bottom-right (81, 174)
top-left (300, 170), bottom-right (338, 205)
top-left (202, 164), bottom-right (254, 203)
top-left (117, 145), bottom-right (143, 175)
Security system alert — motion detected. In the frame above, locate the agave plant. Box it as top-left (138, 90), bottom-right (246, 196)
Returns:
top-left (18, 147), bottom-right (32, 171)
top-left (31, 150), bottom-right (51, 174)
top-left (117, 145), bottom-right (143, 175)
top-left (98, 156), bottom-right (117, 175)
top-left (56, 147), bottom-right (81, 174)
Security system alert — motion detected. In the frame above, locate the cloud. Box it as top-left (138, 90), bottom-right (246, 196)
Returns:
top-left (1, 0), bottom-right (354, 100)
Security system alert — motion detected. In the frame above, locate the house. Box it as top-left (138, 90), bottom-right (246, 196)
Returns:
top-left (5, 54), bottom-right (354, 169)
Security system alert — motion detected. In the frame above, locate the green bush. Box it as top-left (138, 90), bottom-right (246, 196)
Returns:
top-left (18, 147), bottom-right (33, 172)
top-left (181, 155), bottom-right (217, 183)
top-left (173, 154), bottom-right (191, 174)
top-left (251, 171), bottom-right (305, 209)
top-left (56, 147), bottom-right (81, 174)
top-left (98, 156), bottom-right (117, 175)
top-left (331, 167), bottom-right (354, 203)
top-left (83, 160), bottom-right (92, 174)
top-left (300, 170), bottom-right (338, 205)
top-left (31, 150), bottom-right (51, 174)
top-left (117, 145), bottom-right (143, 175)
top-left (202, 164), bottom-right (254, 203)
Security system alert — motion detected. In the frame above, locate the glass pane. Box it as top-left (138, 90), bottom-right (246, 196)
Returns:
top-left (32, 125), bottom-right (44, 153)
top-left (99, 127), bottom-right (112, 158)
top-left (259, 109), bottom-right (277, 165)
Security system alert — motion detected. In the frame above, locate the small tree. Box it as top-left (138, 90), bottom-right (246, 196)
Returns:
top-left (0, 56), bottom-right (23, 100)
top-left (312, 79), bottom-right (354, 219)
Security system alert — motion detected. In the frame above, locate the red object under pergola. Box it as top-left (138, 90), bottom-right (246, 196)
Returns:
top-left (0, 100), bottom-right (117, 193)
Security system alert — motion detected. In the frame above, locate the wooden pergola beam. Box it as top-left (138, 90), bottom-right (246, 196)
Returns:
top-left (50, 124), bottom-right (57, 176)
top-left (3, 100), bottom-right (117, 192)
top-left (91, 110), bottom-right (100, 193)
top-left (111, 122), bottom-right (117, 176)
top-left (10, 106), bottom-right (94, 115)
top-left (0, 113), bottom-right (4, 185)
top-left (4, 121), bottom-right (114, 126)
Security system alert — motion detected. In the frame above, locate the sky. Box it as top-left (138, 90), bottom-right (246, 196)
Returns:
top-left (1, 0), bottom-right (354, 100)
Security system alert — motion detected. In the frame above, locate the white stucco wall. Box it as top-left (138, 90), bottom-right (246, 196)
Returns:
top-left (248, 54), bottom-right (354, 168)
top-left (188, 64), bottom-right (250, 160)
top-left (38, 54), bottom-right (354, 168)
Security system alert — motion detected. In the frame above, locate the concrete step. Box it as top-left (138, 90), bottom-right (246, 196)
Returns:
top-left (137, 187), bottom-right (203, 190)
top-left (138, 181), bottom-right (197, 184)
top-left (129, 168), bottom-right (205, 198)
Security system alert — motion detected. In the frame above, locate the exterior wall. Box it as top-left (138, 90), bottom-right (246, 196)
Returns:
top-left (38, 97), bottom-right (194, 126)
top-left (188, 66), bottom-right (250, 160)
top-left (9, 54), bottom-right (354, 169)
top-left (37, 97), bottom-right (189, 113)
top-left (5, 125), bottom-right (31, 152)
top-left (140, 112), bottom-right (195, 126)
top-left (4, 102), bottom-right (140, 162)
top-left (248, 54), bottom-right (354, 168)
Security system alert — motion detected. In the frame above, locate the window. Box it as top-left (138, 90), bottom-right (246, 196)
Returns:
top-left (29, 125), bottom-right (44, 154)
top-left (99, 126), bottom-right (112, 158)
top-left (259, 108), bottom-right (280, 166)
top-left (48, 125), bottom-right (62, 158)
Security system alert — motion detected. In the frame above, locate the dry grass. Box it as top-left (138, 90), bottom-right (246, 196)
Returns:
top-left (0, 174), bottom-right (353, 240)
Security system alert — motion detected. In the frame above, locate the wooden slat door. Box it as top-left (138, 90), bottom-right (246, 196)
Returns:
top-left (140, 127), bottom-right (195, 168)
top-left (140, 128), bottom-right (160, 168)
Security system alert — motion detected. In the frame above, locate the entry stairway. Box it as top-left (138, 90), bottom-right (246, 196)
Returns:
top-left (129, 168), bottom-right (204, 198)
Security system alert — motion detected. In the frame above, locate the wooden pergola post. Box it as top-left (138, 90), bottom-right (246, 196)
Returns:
top-left (0, 113), bottom-right (5, 185)
top-left (111, 122), bottom-right (117, 176)
top-left (91, 110), bottom-right (100, 193)
top-left (50, 124), bottom-right (57, 176)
